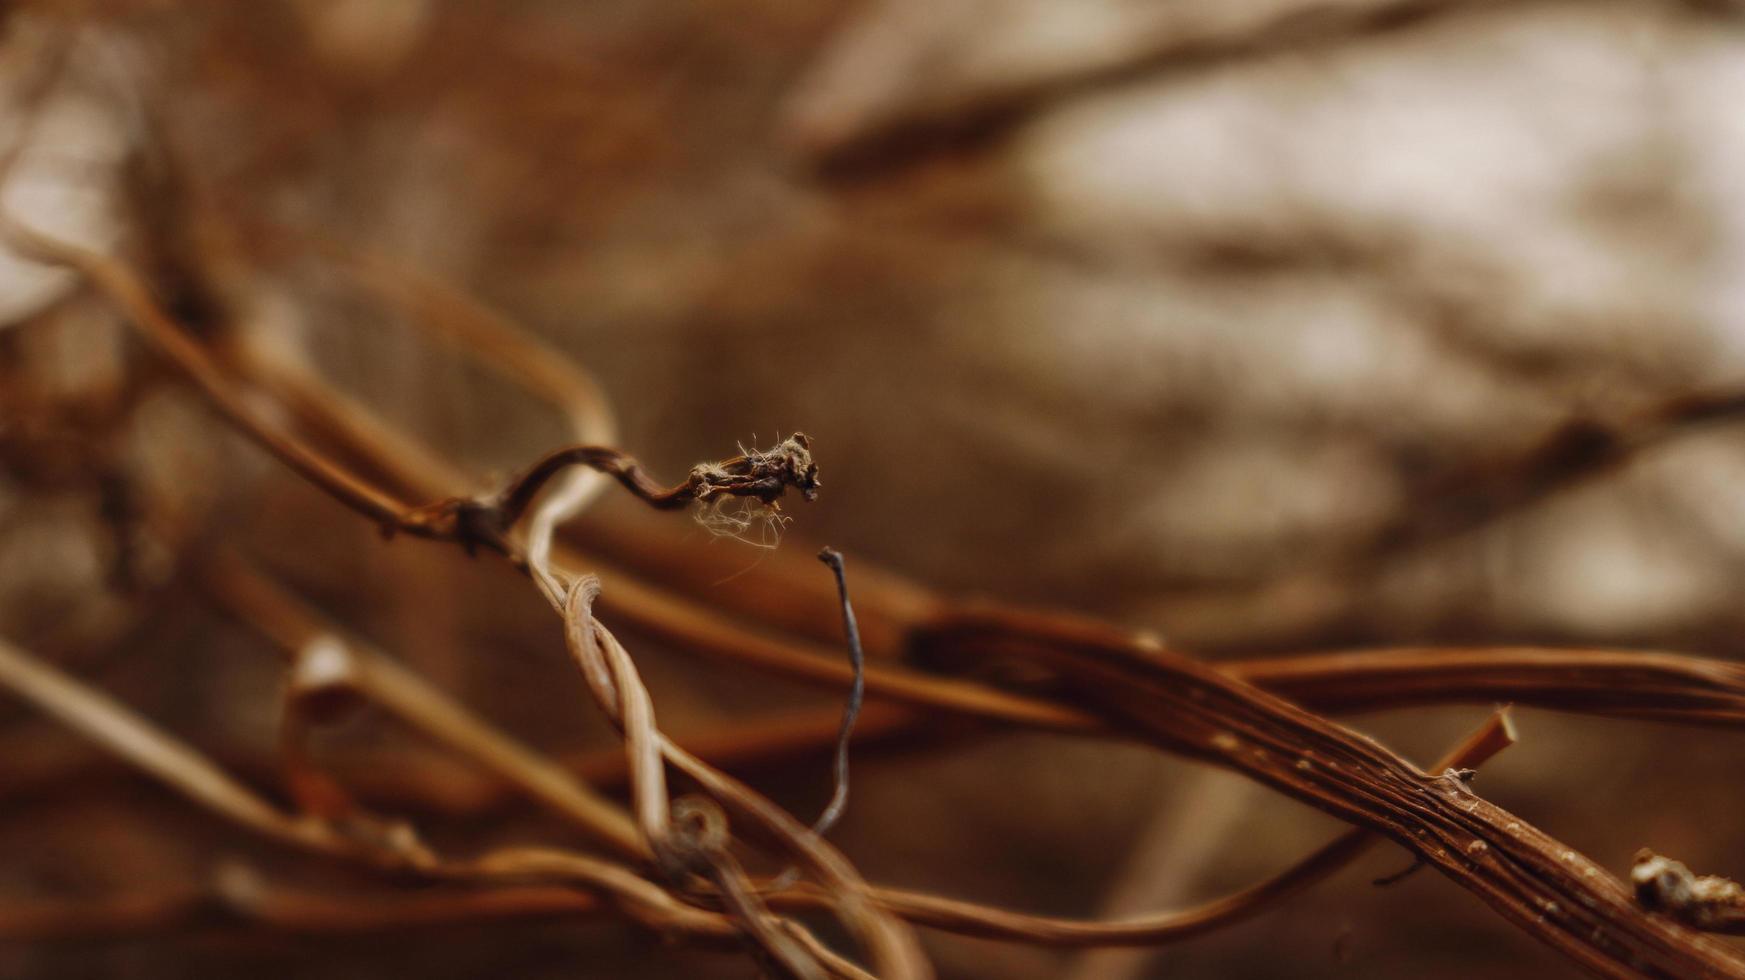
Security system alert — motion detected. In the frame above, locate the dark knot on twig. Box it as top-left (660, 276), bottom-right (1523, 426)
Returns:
top-left (686, 433), bottom-right (820, 507)
top-left (392, 433), bottom-right (822, 555)
top-left (1633, 849), bottom-right (1745, 934)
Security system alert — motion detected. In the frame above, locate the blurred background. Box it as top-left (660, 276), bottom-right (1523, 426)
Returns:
top-left (3, 1), bottom-right (1745, 977)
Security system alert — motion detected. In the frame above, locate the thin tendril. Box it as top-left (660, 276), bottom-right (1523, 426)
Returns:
top-left (813, 547), bottom-right (864, 838)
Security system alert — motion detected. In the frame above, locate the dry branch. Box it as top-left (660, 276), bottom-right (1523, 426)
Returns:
top-left (775, 708), bottom-right (1516, 947)
top-left (1230, 645), bottom-right (1745, 727)
top-left (11, 183), bottom-right (1745, 977)
top-left (195, 551), bottom-right (1537, 953)
top-left (562, 576), bottom-right (930, 979)
top-left (929, 608), bottom-right (1745, 979)
top-left (0, 880), bottom-right (605, 941)
top-left (193, 335), bottom-right (1745, 743)
top-left (171, 554), bottom-right (1540, 953)
top-left (200, 549), bottom-right (646, 858)
top-left (0, 633), bottom-right (879, 978)
top-left (0, 711), bottom-right (1515, 949)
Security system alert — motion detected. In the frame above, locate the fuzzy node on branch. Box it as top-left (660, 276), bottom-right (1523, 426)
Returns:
top-left (399, 434), bottom-right (821, 554)
top-left (1634, 850), bottom-right (1745, 935)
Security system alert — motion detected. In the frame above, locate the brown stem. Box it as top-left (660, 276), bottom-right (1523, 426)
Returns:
top-left (937, 608), bottom-right (1745, 979)
top-left (199, 549), bottom-right (647, 859)
top-left (19, 207), bottom-right (1745, 976)
top-left (1228, 645), bottom-right (1745, 726)
top-left (208, 255), bottom-right (1745, 744)
top-left (0, 633), bottom-right (875, 976)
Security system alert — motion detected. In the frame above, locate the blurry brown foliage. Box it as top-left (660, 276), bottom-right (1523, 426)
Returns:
top-left (5, 2), bottom-right (1745, 978)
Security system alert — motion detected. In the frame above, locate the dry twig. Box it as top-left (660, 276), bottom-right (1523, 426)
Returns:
top-left (10, 158), bottom-right (1745, 977)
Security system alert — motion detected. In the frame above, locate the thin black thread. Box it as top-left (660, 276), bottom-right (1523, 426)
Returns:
top-left (1372, 856), bottom-right (1426, 887)
top-left (813, 546), bottom-right (863, 837)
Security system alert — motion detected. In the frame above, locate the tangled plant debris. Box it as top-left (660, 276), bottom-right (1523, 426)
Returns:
top-left (9, 197), bottom-right (1745, 974)
top-left (6, 10), bottom-right (1745, 980)
top-left (400, 433), bottom-right (820, 555)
